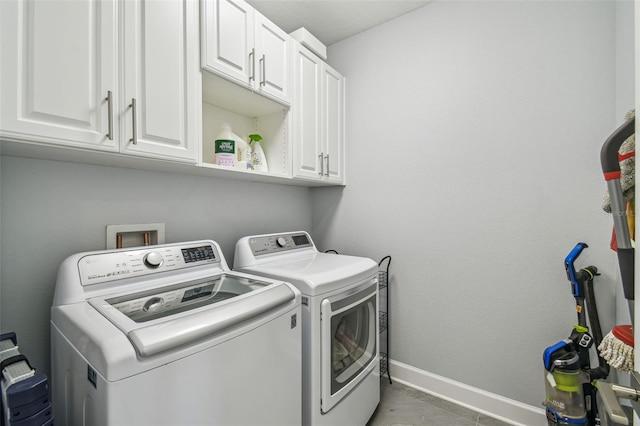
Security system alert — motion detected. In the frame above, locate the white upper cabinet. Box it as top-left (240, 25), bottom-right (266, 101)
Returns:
top-left (202, 0), bottom-right (253, 85)
top-left (0, 0), bottom-right (199, 163)
top-left (322, 63), bottom-right (345, 183)
top-left (253, 12), bottom-right (292, 104)
top-left (120, 0), bottom-right (199, 162)
top-left (201, 0), bottom-right (292, 105)
top-left (292, 46), bottom-right (322, 179)
top-left (293, 43), bottom-right (345, 184)
top-left (1, 0), bottom-right (344, 186)
top-left (0, 0), bottom-right (118, 151)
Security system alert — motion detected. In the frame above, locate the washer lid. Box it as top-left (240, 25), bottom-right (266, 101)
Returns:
top-left (237, 252), bottom-right (378, 296)
top-left (88, 273), bottom-right (297, 357)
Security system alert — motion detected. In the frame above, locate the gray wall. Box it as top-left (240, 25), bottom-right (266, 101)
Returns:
top-left (0, 156), bottom-right (312, 377)
top-left (616, 0), bottom-right (635, 120)
top-left (313, 1), bottom-right (632, 407)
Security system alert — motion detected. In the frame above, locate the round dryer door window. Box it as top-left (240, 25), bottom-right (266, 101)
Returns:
top-left (331, 294), bottom-right (376, 392)
top-left (320, 278), bottom-right (378, 413)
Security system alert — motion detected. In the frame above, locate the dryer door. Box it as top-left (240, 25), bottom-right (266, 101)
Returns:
top-left (320, 276), bottom-right (378, 414)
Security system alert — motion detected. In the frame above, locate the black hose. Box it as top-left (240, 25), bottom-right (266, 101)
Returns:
top-left (581, 266), bottom-right (610, 380)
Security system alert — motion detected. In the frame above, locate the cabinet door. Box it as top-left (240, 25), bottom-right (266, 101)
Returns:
top-left (292, 45), bottom-right (323, 179)
top-left (201, 0), bottom-right (254, 87)
top-left (322, 64), bottom-right (345, 184)
top-left (121, 0), bottom-right (199, 162)
top-left (254, 12), bottom-right (291, 105)
top-left (0, 0), bottom-right (118, 151)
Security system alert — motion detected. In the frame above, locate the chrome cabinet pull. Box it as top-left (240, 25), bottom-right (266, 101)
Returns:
top-left (260, 55), bottom-right (266, 86)
top-left (324, 154), bottom-right (330, 177)
top-left (249, 48), bottom-right (255, 82)
top-left (318, 153), bottom-right (324, 176)
top-left (129, 98), bottom-right (137, 145)
top-left (105, 91), bottom-right (113, 140)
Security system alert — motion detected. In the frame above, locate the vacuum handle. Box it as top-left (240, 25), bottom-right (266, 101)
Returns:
top-left (564, 242), bottom-right (588, 297)
top-left (600, 117), bottom-right (635, 178)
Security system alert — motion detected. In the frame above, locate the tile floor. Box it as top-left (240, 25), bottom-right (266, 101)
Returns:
top-left (367, 380), bottom-right (512, 426)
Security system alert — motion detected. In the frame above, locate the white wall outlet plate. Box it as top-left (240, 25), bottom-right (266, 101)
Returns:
top-left (106, 223), bottom-right (166, 249)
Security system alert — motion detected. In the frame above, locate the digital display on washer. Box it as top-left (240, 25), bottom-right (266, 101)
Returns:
top-left (181, 282), bottom-right (215, 302)
top-left (105, 274), bottom-right (270, 323)
top-left (181, 245), bottom-right (216, 263)
top-left (292, 234), bottom-right (310, 246)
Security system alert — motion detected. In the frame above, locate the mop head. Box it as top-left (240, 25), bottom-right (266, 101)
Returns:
top-left (597, 325), bottom-right (634, 373)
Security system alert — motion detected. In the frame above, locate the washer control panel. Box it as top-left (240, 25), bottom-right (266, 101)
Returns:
top-left (248, 232), bottom-right (314, 256)
top-left (78, 243), bottom-right (219, 286)
top-left (106, 278), bottom-right (219, 322)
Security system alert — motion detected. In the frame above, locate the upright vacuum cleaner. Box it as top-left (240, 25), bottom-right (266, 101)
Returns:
top-left (543, 243), bottom-right (609, 426)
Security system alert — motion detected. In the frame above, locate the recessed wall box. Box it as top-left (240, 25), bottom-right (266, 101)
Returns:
top-left (106, 223), bottom-right (166, 249)
top-left (289, 27), bottom-right (327, 60)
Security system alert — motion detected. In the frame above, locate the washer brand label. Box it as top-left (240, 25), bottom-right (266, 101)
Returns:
top-left (291, 314), bottom-right (297, 329)
top-left (214, 139), bottom-right (235, 153)
top-left (87, 365), bottom-right (97, 389)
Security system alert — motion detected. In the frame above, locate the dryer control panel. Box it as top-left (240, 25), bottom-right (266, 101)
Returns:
top-left (248, 232), bottom-right (314, 256)
top-left (78, 243), bottom-right (220, 286)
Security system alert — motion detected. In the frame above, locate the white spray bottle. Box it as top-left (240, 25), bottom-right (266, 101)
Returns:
top-left (249, 133), bottom-right (268, 173)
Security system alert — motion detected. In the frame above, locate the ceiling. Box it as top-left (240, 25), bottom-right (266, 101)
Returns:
top-left (246, 1), bottom-right (431, 46)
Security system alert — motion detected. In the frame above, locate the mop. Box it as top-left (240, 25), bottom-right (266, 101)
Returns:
top-left (598, 325), bottom-right (634, 372)
top-left (598, 110), bottom-right (636, 372)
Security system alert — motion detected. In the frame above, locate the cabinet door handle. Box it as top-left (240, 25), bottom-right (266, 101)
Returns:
top-left (324, 154), bottom-right (330, 177)
top-left (260, 55), bottom-right (266, 86)
top-left (318, 153), bottom-right (324, 176)
top-left (129, 98), bottom-right (137, 145)
top-left (249, 48), bottom-right (255, 82)
top-left (105, 90), bottom-right (113, 140)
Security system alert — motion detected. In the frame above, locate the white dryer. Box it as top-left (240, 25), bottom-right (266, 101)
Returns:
top-left (51, 240), bottom-right (302, 426)
top-left (234, 231), bottom-right (380, 426)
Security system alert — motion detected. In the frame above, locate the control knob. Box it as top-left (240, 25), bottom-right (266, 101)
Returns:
top-left (143, 297), bottom-right (164, 312)
top-left (144, 252), bottom-right (164, 268)
top-left (276, 237), bottom-right (287, 248)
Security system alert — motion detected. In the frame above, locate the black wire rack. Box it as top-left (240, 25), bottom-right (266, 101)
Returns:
top-left (378, 255), bottom-right (392, 384)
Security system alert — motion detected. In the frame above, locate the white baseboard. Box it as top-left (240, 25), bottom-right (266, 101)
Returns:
top-left (388, 359), bottom-right (547, 426)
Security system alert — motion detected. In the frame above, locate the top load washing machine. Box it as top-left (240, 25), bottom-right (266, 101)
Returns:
top-left (51, 240), bottom-right (302, 426)
top-left (234, 231), bottom-right (380, 426)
